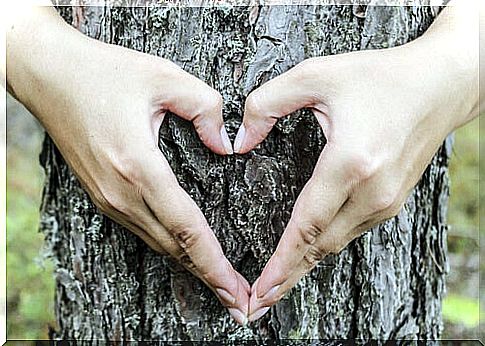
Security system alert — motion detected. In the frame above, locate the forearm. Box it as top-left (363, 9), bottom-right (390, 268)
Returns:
top-left (6, 6), bottom-right (84, 121)
top-left (412, 0), bottom-right (481, 126)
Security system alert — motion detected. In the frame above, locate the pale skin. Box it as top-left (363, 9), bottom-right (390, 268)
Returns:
top-left (4, 0), bottom-right (481, 325)
top-left (6, 5), bottom-right (250, 325)
top-left (237, 0), bottom-right (482, 321)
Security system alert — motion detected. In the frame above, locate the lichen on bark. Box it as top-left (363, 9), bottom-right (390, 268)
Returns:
top-left (42, 4), bottom-right (449, 340)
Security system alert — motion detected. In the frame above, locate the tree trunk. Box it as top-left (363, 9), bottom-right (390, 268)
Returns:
top-left (40, 4), bottom-right (451, 341)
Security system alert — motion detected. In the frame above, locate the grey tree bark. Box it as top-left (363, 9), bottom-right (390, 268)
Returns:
top-left (40, 4), bottom-right (451, 341)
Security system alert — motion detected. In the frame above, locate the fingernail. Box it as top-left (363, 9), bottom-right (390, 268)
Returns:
top-left (258, 284), bottom-right (281, 300)
top-left (216, 288), bottom-right (236, 305)
top-left (228, 308), bottom-right (248, 326)
top-left (248, 306), bottom-right (270, 322)
top-left (233, 124), bottom-right (246, 153)
top-left (220, 126), bottom-right (233, 155)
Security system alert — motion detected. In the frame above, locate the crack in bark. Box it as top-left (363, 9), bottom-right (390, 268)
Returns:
top-left (350, 242), bottom-right (361, 339)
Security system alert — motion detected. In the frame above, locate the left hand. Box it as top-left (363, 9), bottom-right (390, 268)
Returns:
top-left (233, 15), bottom-right (478, 322)
top-left (6, 6), bottom-right (249, 325)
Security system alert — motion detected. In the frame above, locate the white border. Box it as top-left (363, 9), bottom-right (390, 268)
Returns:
top-left (50, 0), bottom-right (447, 6)
top-left (1, 0), bottom-right (472, 342)
top-left (0, 16), bottom-right (6, 346)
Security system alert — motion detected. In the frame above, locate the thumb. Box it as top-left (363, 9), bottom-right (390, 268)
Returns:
top-left (234, 61), bottom-right (320, 154)
top-left (161, 67), bottom-right (233, 155)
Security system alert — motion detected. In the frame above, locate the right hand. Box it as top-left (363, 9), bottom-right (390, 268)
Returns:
top-left (6, 7), bottom-right (249, 325)
top-left (233, 0), bottom-right (478, 321)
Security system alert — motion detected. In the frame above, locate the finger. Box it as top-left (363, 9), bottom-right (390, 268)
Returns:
top-left (134, 208), bottom-right (250, 325)
top-left (248, 170), bottom-right (399, 321)
top-left (246, 147), bottom-right (352, 321)
top-left (248, 197), bottom-right (365, 322)
top-left (160, 68), bottom-right (232, 155)
top-left (127, 194), bottom-right (251, 316)
top-left (235, 61), bottom-right (319, 154)
top-left (132, 202), bottom-right (250, 325)
top-left (260, 146), bottom-right (383, 296)
top-left (139, 150), bottom-right (249, 324)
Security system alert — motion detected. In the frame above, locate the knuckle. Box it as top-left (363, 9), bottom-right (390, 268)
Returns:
top-left (303, 245), bottom-right (326, 269)
top-left (259, 290), bottom-right (281, 307)
top-left (245, 92), bottom-right (261, 115)
top-left (370, 188), bottom-right (399, 213)
top-left (390, 201), bottom-right (404, 216)
top-left (381, 200), bottom-right (404, 221)
top-left (198, 253), bottom-right (225, 284)
top-left (371, 195), bottom-right (394, 213)
top-left (177, 252), bottom-right (197, 272)
top-left (290, 60), bottom-right (316, 82)
top-left (204, 91), bottom-right (223, 114)
top-left (298, 221), bottom-right (325, 245)
top-left (343, 152), bottom-right (376, 181)
top-left (170, 225), bottom-right (201, 251)
top-left (94, 190), bottom-right (127, 216)
top-left (316, 233), bottom-right (348, 258)
top-left (245, 90), bottom-right (278, 131)
top-left (111, 152), bottom-right (143, 186)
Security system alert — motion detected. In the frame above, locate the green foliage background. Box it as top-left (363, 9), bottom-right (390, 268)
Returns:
top-left (6, 96), bottom-right (481, 340)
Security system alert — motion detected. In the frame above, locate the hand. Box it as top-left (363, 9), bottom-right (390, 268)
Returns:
top-left (234, 3), bottom-right (478, 322)
top-left (7, 7), bottom-right (249, 324)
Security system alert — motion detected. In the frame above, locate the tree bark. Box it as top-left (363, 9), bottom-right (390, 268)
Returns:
top-left (40, 4), bottom-right (451, 341)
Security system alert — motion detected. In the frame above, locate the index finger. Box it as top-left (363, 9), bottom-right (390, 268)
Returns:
top-left (139, 149), bottom-right (250, 323)
top-left (247, 147), bottom-right (350, 321)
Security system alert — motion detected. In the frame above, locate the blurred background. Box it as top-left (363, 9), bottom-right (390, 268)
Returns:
top-left (6, 90), bottom-right (482, 340)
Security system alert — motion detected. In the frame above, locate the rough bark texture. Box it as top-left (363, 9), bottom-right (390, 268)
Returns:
top-left (40, 4), bottom-right (451, 341)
